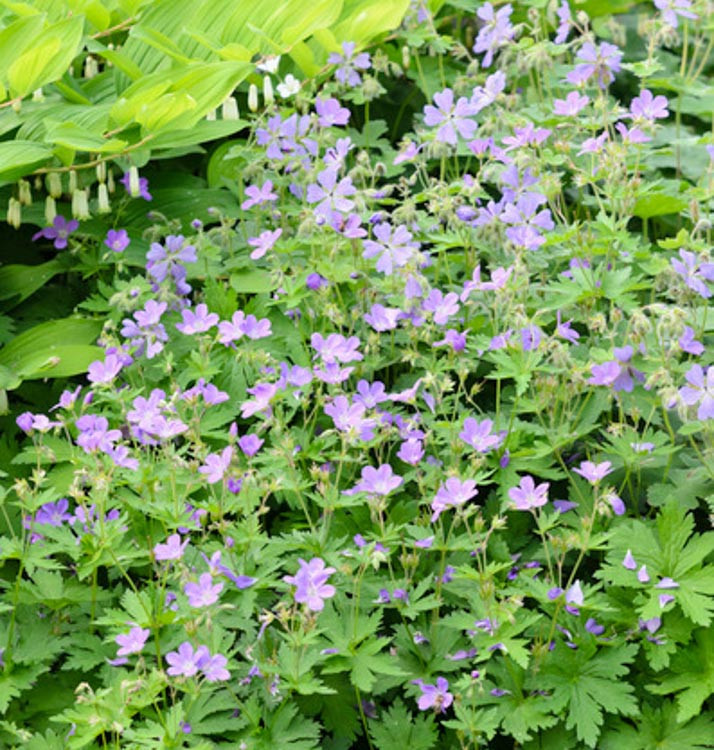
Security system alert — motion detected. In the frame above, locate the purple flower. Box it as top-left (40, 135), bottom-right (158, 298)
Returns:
top-left (328, 41), bottom-right (371, 87)
top-left (87, 352), bottom-right (126, 384)
top-left (502, 194), bottom-right (554, 250)
top-left (654, 0), bottom-right (698, 27)
top-left (588, 346), bottom-right (644, 392)
top-left (397, 439), bottom-right (425, 466)
top-left (364, 303), bottom-right (401, 332)
top-left (306, 272), bottom-right (328, 290)
top-left (115, 626), bottom-right (150, 657)
top-left (573, 460), bottom-right (613, 484)
top-left (554, 1), bottom-right (571, 44)
top-left (120, 171), bottom-right (152, 200)
top-left (200, 652), bottom-right (230, 682)
top-left (166, 642), bottom-right (206, 677)
top-left (630, 89), bottom-right (669, 121)
top-left (638, 565), bottom-right (650, 583)
top-left (241, 314), bottom-right (272, 340)
top-left (306, 168), bottom-right (356, 221)
top-left (434, 329), bottom-right (467, 352)
top-left (459, 417), bottom-right (505, 453)
top-left (248, 227), bottom-right (282, 260)
top-left (553, 91), bottom-right (589, 116)
top-left (678, 326), bottom-right (704, 355)
top-left (315, 97), bottom-right (350, 127)
top-left (176, 304), bottom-right (219, 334)
top-left (422, 289), bottom-right (460, 325)
top-left (473, 3), bottom-right (515, 68)
top-left (622, 549), bottom-right (637, 570)
top-left (284, 557), bottom-right (336, 612)
top-left (470, 70), bottom-right (507, 111)
top-left (431, 478), bottom-right (478, 522)
top-left (423, 88), bottom-right (479, 145)
top-left (671, 249), bottom-right (714, 298)
top-left (32, 216), bottom-right (79, 250)
top-left (199, 446), bottom-right (233, 484)
top-left (76, 414), bottom-right (121, 453)
top-left (679, 365), bottom-right (714, 420)
top-left (585, 618), bottom-right (605, 635)
top-left (311, 332), bottom-right (363, 363)
top-left (238, 433), bottom-right (264, 457)
top-left (655, 577), bottom-right (679, 589)
top-left (345, 464), bottom-right (403, 496)
top-left (184, 573), bottom-right (224, 607)
top-left (241, 180), bottom-right (277, 210)
top-left (105, 228), bottom-right (130, 253)
top-left (508, 475), bottom-right (549, 510)
top-left (146, 234), bottom-right (197, 283)
top-left (154, 534), bottom-right (189, 561)
top-left (34, 498), bottom-right (72, 526)
top-left (363, 223), bottom-right (419, 276)
top-left (413, 677), bottom-right (453, 713)
top-left (566, 41), bottom-right (623, 88)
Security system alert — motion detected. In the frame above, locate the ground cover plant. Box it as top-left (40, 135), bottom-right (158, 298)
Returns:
top-left (1, 0), bottom-right (714, 747)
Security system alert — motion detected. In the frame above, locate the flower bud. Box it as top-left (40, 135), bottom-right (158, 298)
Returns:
top-left (263, 75), bottom-right (274, 107)
top-left (128, 166), bottom-right (140, 197)
top-left (84, 55), bottom-right (99, 79)
top-left (71, 188), bottom-right (90, 220)
top-left (32, 88), bottom-right (44, 102)
top-left (205, 108), bottom-right (216, 121)
top-left (221, 96), bottom-right (239, 120)
top-left (97, 183), bottom-right (111, 214)
top-left (248, 83), bottom-right (259, 112)
top-left (6, 197), bottom-right (21, 229)
top-left (45, 196), bottom-right (57, 225)
top-left (401, 45), bottom-right (410, 69)
top-left (18, 179), bottom-right (32, 206)
top-left (107, 169), bottom-right (115, 194)
top-left (47, 172), bottom-right (63, 198)
top-left (68, 170), bottom-right (78, 194)
top-left (96, 161), bottom-right (106, 183)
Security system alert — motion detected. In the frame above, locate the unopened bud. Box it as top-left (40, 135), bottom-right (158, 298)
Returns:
top-left (402, 45), bottom-right (410, 69)
top-left (107, 169), bottom-right (115, 194)
top-left (47, 172), bottom-right (62, 198)
top-left (71, 188), bottom-right (90, 220)
top-left (32, 88), bottom-right (44, 102)
top-left (45, 196), bottom-right (56, 224)
top-left (248, 83), bottom-right (259, 112)
top-left (97, 183), bottom-right (111, 214)
top-left (128, 166), bottom-right (140, 197)
top-left (84, 55), bottom-right (99, 79)
top-left (263, 75), bottom-right (274, 107)
top-left (68, 170), bottom-right (78, 194)
top-left (221, 96), bottom-right (239, 120)
top-left (6, 197), bottom-right (21, 229)
top-left (96, 161), bottom-right (106, 183)
top-left (206, 108), bottom-right (216, 121)
top-left (18, 179), bottom-right (32, 206)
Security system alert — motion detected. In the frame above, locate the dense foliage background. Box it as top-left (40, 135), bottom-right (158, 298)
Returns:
top-left (1, 0), bottom-right (713, 747)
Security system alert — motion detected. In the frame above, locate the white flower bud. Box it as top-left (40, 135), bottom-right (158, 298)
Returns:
top-left (45, 196), bottom-right (56, 225)
top-left (107, 169), bottom-right (115, 194)
top-left (32, 88), bottom-right (44, 102)
top-left (97, 183), bottom-right (111, 214)
top-left (6, 197), bottom-right (21, 229)
top-left (248, 83), bottom-right (259, 112)
top-left (221, 96), bottom-right (239, 120)
top-left (205, 108), bottom-right (216, 121)
top-left (263, 75), bottom-right (274, 107)
top-left (68, 170), bottom-right (78, 194)
top-left (84, 55), bottom-right (99, 79)
top-left (402, 45), bottom-right (410, 69)
top-left (47, 172), bottom-right (63, 198)
top-left (128, 166), bottom-right (140, 197)
top-left (18, 179), bottom-right (32, 206)
top-left (71, 188), bottom-right (90, 220)
top-left (96, 161), bottom-right (106, 183)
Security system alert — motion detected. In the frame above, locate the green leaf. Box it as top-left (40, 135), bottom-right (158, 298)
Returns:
top-left (647, 629), bottom-right (714, 723)
top-left (601, 701), bottom-right (714, 750)
top-left (633, 192), bottom-right (688, 219)
top-left (0, 317), bottom-right (102, 381)
top-left (0, 140), bottom-right (53, 183)
top-left (539, 643), bottom-right (639, 747)
top-left (370, 699), bottom-right (438, 750)
top-left (7, 16), bottom-right (85, 98)
top-left (44, 121), bottom-right (127, 153)
top-left (0, 259), bottom-right (64, 306)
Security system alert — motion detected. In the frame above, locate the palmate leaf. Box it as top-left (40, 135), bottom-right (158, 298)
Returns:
top-left (255, 703), bottom-right (321, 750)
top-left (370, 699), bottom-right (438, 750)
top-left (647, 629), bottom-right (714, 723)
top-left (538, 643), bottom-right (639, 747)
top-left (601, 700), bottom-right (714, 750)
top-left (597, 499), bottom-right (714, 626)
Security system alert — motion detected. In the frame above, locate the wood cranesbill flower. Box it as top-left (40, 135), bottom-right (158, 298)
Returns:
top-left (284, 557), bottom-right (336, 612)
top-left (32, 215), bottom-right (79, 249)
top-left (412, 677), bottom-right (454, 713)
